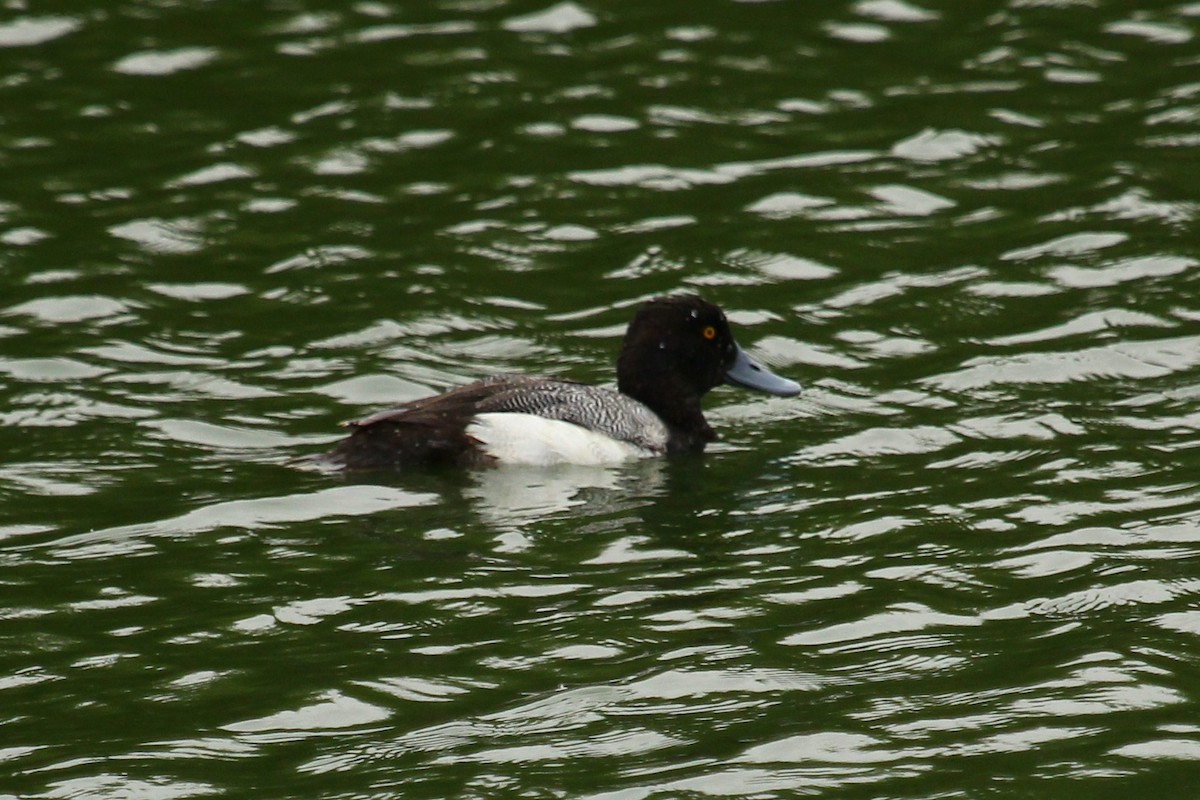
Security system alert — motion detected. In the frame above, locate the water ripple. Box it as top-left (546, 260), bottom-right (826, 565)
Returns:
top-left (3, 1), bottom-right (1200, 798)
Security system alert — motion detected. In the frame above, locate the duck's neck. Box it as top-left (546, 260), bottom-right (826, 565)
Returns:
top-left (665, 416), bottom-right (717, 454)
top-left (618, 370), bottom-right (716, 453)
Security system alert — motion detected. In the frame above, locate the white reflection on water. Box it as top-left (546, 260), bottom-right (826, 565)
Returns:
top-left (224, 689), bottom-right (390, 736)
top-left (781, 603), bottom-right (981, 647)
top-left (926, 334), bottom-right (1200, 390)
top-left (302, 666), bottom-right (829, 775)
top-left (35, 485), bottom-right (438, 561)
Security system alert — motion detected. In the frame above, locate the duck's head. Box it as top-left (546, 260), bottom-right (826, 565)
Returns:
top-left (616, 295), bottom-right (802, 415)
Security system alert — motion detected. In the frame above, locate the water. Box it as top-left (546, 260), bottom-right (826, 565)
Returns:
top-left (3, 1), bottom-right (1200, 797)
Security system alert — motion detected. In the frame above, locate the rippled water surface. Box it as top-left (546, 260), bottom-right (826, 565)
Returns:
top-left (3, 1), bottom-right (1200, 797)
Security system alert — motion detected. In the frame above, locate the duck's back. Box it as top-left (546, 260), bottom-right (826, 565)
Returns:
top-left (326, 376), bottom-right (669, 470)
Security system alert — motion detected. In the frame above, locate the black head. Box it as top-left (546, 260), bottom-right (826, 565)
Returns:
top-left (616, 296), bottom-right (800, 443)
top-left (617, 295), bottom-right (738, 402)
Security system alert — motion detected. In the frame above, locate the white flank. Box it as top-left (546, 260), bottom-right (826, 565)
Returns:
top-left (466, 413), bottom-right (656, 467)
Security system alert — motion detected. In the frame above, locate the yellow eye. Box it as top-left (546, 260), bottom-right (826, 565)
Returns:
top-left (702, 326), bottom-right (716, 340)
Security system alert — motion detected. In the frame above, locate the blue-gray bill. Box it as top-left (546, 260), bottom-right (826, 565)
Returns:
top-left (725, 344), bottom-right (802, 397)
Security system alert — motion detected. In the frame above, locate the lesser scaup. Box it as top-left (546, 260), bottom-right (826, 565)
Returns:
top-left (325, 295), bottom-right (801, 470)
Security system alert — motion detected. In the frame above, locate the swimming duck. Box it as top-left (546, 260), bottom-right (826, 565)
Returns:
top-left (325, 295), bottom-right (801, 470)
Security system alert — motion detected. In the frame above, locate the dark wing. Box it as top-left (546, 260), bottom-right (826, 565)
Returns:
top-left (347, 376), bottom-right (540, 428)
top-left (325, 376), bottom-right (568, 470)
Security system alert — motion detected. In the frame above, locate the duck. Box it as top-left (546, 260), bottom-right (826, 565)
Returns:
top-left (324, 295), bottom-right (801, 470)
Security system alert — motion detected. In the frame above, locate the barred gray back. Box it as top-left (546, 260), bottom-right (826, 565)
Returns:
top-left (478, 379), bottom-right (670, 454)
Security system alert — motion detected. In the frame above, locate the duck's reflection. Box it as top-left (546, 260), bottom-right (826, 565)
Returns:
top-left (463, 458), bottom-right (668, 532)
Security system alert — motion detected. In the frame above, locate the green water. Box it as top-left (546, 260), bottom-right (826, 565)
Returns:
top-left (3, 1), bottom-right (1200, 797)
